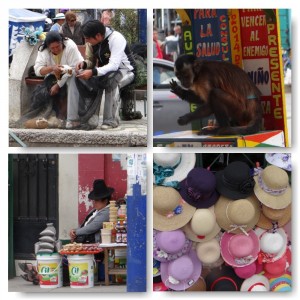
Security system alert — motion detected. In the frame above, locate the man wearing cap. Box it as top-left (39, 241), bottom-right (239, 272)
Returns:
top-left (66, 20), bottom-right (136, 130)
top-left (50, 13), bottom-right (65, 32)
top-left (69, 179), bottom-right (114, 243)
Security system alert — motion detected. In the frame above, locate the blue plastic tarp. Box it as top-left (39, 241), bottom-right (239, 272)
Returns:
top-left (9, 9), bottom-right (46, 56)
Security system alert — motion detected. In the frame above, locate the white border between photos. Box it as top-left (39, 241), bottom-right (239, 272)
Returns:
top-left (1, 0), bottom-right (299, 299)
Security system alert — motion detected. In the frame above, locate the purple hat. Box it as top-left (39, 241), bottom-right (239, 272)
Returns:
top-left (179, 168), bottom-right (219, 208)
top-left (160, 249), bottom-right (202, 291)
top-left (215, 161), bottom-right (255, 200)
top-left (153, 229), bottom-right (192, 262)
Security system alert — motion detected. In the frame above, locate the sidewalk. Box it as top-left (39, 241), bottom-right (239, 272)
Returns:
top-left (8, 276), bottom-right (127, 293)
top-left (9, 101), bottom-right (147, 147)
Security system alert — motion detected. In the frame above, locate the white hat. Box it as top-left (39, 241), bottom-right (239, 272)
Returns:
top-left (196, 238), bottom-right (221, 264)
top-left (265, 153), bottom-right (291, 171)
top-left (53, 13), bottom-right (65, 20)
top-left (153, 153), bottom-right (196, 184)
top-left (255, 227), bottom-right (287, 263)
top-left (240, 274), bottom-right (270, 291)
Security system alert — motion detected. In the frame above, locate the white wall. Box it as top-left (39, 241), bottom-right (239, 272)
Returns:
top-left (58, 154), bottom-right (78, 240)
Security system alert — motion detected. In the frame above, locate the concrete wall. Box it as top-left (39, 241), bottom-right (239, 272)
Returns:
top-left (9, 40), bottom-right (40, 123)
top-left (58, 154), bottom-right (78, 240)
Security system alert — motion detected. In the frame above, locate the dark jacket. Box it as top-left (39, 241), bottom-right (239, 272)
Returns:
top-left (61, 21), bottom-right (85, 45)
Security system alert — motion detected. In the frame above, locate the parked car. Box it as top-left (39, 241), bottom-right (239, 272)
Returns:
top-left (153, 58), bottom-right (192, 136)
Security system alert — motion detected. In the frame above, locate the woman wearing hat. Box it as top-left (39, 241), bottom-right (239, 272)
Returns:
top-left (61, 11), bottom-right (85, 45)
top-left (50, 13), bottom-right (66, 32)
top-left (69, 179), bottom-right (114, 243)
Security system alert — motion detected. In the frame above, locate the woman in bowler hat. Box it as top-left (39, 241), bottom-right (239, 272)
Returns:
top-left (69, 179), bottom-right (114, 243)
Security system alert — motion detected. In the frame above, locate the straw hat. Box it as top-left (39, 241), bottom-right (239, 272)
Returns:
top-left (255, 227), bottom-right (287, 263)
top-left (214, 195), bottom-right (261, 234)
top-left (182, 206), bottom-right (221, 242)
top-left (220, 230), bottom-right (260, 268)
top-left (179, 168), bottom-right (219, 208)
top-left (205, 265), bottom-right (243, 291)
top-left (215, 161), bottom-right (255, 200)
top-left (265, 153), bottom-right (292, 171)
top-left (234, 262), bottom-right (257, 279)
top-left (263, 254), bottom-right (289, 279)
top-left (185, 276), bottom-right (206, 291)
top-left (257, 204), bottom-right (291, 230)
top-left (153, 186), bottom-right (196, 231)
top-left (153, 153), bottom-right (196, 184)
top-left (153, 229), bottom-right (192, 262)
top-left (269, 273), bottom-right (292, 291)
top-left (254, 165), bottom-right (291, 209)
top-left (196, 238), bottom-right (221, 265)
top-left (160, 249), bottom-right (202, 291)
top-left (240, 274), bottom-right (270, 291)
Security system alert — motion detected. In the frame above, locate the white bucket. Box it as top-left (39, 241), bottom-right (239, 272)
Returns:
top-left (36, 253), bottom-right (62, 288)
top-left (67, 254), bottom-right (95, 288)
top-left (101, 229), bottom-right (112, 244)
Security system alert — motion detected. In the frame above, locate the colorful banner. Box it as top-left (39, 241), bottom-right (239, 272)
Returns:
top-left (190, 9), bottom-right (232, 61)
top-left (239, 9), bottom-right (287, 138)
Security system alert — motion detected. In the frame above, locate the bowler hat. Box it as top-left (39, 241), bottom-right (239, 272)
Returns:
top-left (216, 161), bottom-right (255, 200)
top-left (88, 179), bottom-right (114, 200)
top-left (179, 168), bottom-right (219, 208)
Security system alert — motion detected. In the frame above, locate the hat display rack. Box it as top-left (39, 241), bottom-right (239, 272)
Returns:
top-left (153, 153), bottom-right (292, 292)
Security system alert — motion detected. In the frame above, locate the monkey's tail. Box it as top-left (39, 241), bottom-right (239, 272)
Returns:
top-left (219, 118), bottom-right (262, 136)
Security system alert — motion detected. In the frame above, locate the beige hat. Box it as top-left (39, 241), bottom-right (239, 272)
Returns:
top-left (254, 165), bottom-right (291, 209)
top-left (182, 206), bottom-right (221, 242)
top-left (214, 195), bottom-right (261, 234)
top-left (185, 276), bottom-right (206, 291)
top-left (153, 186), bottom-right (196, 231)
top-left (196, 238), bottom-right (221, 265)
top-left (257, 204), bottom-right (291, 230)
top-left (153, 153), bottom-right (196, 184)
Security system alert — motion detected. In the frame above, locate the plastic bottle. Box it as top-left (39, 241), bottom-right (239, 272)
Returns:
top-left (115, 221), bottom-right (122, 243)
top-left (121, 221), bottom-right (127, 244)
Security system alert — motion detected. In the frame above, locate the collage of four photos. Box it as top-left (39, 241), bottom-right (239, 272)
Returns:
top-left (7, 6), bottom-right (294, 296)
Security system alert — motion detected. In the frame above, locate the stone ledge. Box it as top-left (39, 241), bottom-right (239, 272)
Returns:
top-left (9, 120), bottom-right (147, 147)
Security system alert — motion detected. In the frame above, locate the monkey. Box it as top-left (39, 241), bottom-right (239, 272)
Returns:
top-left (170, 54), bottom-right (263, 135)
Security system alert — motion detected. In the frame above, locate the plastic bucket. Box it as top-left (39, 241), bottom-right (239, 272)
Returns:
top-left (101, 229), bottom-right (112, 244)
top-left (67, 254), bottom-right (95, 288)
top-left (36, 253), bottom-right (62, 288)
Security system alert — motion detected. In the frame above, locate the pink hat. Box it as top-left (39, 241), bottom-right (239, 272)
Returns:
top-left (153, 229), bottom-right (192, 262)
top-left (263, 254), bottom-right (289, 279)
top-left (255, 227), bottom-right (287, 263)
top-left (160, 249), bottom-right (202, 291)
top-left (220, 230), bottom-right (260, 267)
top-left (234, 261), bottom-right (256, 279)
top-left (240, 274), bottom-right (270, 291)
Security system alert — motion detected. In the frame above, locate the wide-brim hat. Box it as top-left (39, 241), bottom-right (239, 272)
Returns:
top-left (196, 238), bottom-right (221, 265)
top-left (215, 161), bottom-right (255, 200)
top-left (214, 195), bottom-right (261, 234)
top-left (179, 168), bottom-right (219, 208)
top-left (254, 165), bottom-right (292, 209)
top-left (257, 204), bottom-right (291, 230)
top-left (269, 273), bottom-right (292, 291)
top-left (265, 153), bottom-right (292, 171)
top-left (153, 153), bottom-right (196, 184)
top-left (185, 276), bottom-right (206, 291)
top-left (88, 179), bottom-right (114, 200)
top-left (220, 230), bottom-right (260, 267)
top-left (234, 262), bottom-right (257, 279)
top-left (153, 186), bottom-right (196, 231)
top-left (160, 249), bottom-right (202, 291)
top-left (153, 229), bottom-right (192, 262)
top-left (182, 206), bottom-right (220, 242)
top-left (240, 274), bottom-right (270, 291)
top-left (263, 254), bottom-right (288, 279)
top-left (53, 13), bottom-right (65, 20)
top-left (255, 227), bottom-right (287, 263)
top-left (205, 265), bottom-right (243, 291)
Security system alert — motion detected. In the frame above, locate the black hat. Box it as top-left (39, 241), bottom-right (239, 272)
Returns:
top-left (215, 161), bottom-right (255, 200)
top-left (88, 179), bottom-right (114, 200)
